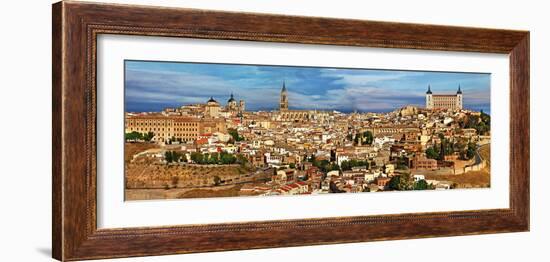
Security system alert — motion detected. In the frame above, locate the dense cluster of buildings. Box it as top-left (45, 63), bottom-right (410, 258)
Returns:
top-left (126, 82), bottom-right (489, 196)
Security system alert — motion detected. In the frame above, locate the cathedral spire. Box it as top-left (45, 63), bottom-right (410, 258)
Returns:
top-left (457, 84), bottom-right (462, 94)
top-left (280, 80), bottom-right (288, 111)
top-left (426, 84), bottom-right (432, 94)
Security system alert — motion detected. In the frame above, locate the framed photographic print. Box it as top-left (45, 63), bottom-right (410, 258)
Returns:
top-left (52, 1), bottom-right (529, 261)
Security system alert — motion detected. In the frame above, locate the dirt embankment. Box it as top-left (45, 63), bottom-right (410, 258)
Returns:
top-left (425, 145), bottom-right (491, 188)
top-left (125, 184), bottom-right (246, 200)
top-left (425, 169), bottom-right (490, 188)
top-left (478, 144), bottom-right (491, 167)
top-left (125, 142), bottom-right (159, 163)
top-left (124, 142), bottom-right (270, 200)
top-left (126, 159), bottom-right (252, 189)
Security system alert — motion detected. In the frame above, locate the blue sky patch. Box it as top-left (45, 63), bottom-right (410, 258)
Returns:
top-left (125, 60), bottom-right (490, 113)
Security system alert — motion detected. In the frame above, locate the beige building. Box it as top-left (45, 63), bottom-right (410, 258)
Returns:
top-left (426, 85), bottom-right (463, 110)
top-left (276, 81), bottom-right (329, 123)
top-left (226, 93), bottom-right (246, 114)
top-left (363, 126), bottom-right (420, 136)
top-left (277, 110), bottom-right (329, 122)
top-left (411, 154), bottom-right (438, 170)
top-left (125, 114), bottom-right (226, 143)
top-left (205, 97), bottom-right (221, 118)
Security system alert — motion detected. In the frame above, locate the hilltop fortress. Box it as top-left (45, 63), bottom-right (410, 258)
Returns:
top-left (425, 84), bottom-right (463, 110)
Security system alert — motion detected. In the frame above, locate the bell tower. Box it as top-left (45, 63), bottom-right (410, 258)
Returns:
top-left (280, 81), bottom-right (289, 111)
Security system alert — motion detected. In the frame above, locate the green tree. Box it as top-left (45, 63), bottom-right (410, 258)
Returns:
top-left (388, 176), bottom-right (401, 190)
top-left (165, 151), bottom-right (184, 163)
top-left (328, 163), bottom-right (340, 172)
top-left (213, 152), bottom-right (221, 164)
top-left (395, 156), bottom-right (409, 170)
top-left (125, 131), bottom-right (144, 141)
top-left (143, 132), bottom-right (154, 142)
top-left (228, 129), bottom-right (244, 142)
top-left (340, 160), bottom-right (351, 171)
top-left (340, 159), bottom-right (369, 171)
top-left (480, 111), bottom-right (491, 127)
top-left (164, 151), bottom-right (174, 163)
top-left (363, 131), bottom-right (374, 145)
top-left (400, 173), bottom-right (412, 190)
top-left (445, 139), bottom-right (455, 155)
top-left (314, 159), bottom-right (336, 172)
top-left (414, 179), bottom-right (429, 190)
top-left (439, 141), bottom-right (446, 160)
top-left (173, 151), bottom-right (180, 162)
top-left (466, 142), bottom-right (476, 159)
top-left (388, 173), bottom-right (412, 191)
top-left (190, 152), bottom-right (204, 164)
top-left (425, 147), bottom-right (439, 160)
top-left (462, 112), bottom-right (491, 135)
top-left (220, 152), bottom-right (236, 164)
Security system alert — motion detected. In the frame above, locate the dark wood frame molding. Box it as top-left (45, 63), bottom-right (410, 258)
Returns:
top-left (52, 1), bottom-right (530, 261)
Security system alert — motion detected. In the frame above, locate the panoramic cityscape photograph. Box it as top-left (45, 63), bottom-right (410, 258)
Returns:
top-left (123, 60), bottom-right (491, 201)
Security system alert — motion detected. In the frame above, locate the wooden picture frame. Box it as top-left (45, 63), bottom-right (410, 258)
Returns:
top-left (52, 1), bottom-right (529, 261)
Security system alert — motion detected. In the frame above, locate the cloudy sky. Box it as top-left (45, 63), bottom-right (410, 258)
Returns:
top-left (125, 60), bottom-right (491, 113)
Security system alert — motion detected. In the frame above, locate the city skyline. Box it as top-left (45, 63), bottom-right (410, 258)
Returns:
top-left (125, 60), bottom-right (491, 113)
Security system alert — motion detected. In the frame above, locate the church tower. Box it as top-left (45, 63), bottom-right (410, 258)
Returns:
top-left (227, 93), bottom-right (238, 111)
top-left (280, 81), bottom-right (289, 111)
top-left (425, 84), bottom-right (433, 109)
top-left (239, 99), bottom-right (245, 113)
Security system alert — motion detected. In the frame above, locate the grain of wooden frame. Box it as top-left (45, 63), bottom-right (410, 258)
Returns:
top-left (52, 1), bottom-right (530, 261)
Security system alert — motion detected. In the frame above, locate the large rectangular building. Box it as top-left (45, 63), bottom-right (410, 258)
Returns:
top-left (425, 85), bottom-right (463, 110)
top-left (125, 114), bottom-right (226, 143)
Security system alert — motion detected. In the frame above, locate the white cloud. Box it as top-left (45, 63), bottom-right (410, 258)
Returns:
top-left (126, 65), bottom-right (488, 112)
top-left (126, 68), bottom-right (284, 109)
